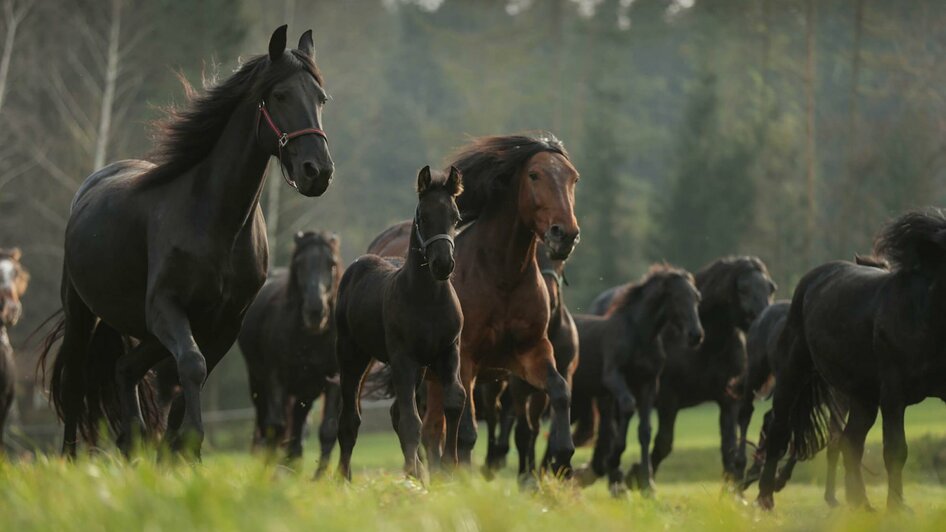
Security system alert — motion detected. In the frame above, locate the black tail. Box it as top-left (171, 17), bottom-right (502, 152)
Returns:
top-left (571, 397), bottom-right (597, 447)
top-left (778, 294), bottom-right (841, 461)
top-left (37, 311), bottom-right (161, 444)
top-left (360, 361), bottom-right (396, 401)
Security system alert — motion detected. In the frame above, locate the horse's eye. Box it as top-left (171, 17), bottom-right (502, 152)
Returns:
top-left (273, 91), bottom-right (287, 102)
top-left (529, 172), bottom-right (539, 181)
top-left (318, 96), bottom-right (328, 106)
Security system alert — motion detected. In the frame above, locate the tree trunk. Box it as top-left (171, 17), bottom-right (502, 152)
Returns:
top-left (93, 0), bottom-right (122, 170)
top-left (0, 0), bottom-right (28, 116)
top-left (804, 0), bottom-right (817, 265)
top-left (839, 0), bottom-right (864, 252)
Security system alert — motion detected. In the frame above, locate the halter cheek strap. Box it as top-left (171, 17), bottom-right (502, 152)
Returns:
top-left (413, 208), bottom-right (455, 261)
top-left (256, 101), bottom-right (328, 189)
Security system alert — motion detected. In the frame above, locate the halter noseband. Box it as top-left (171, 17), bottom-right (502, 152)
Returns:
top-left (541, 268), bottom-right (568, 288)
top-left (257, 100), bottom-right (328, 189)
top-left (413, 208), bottom-right (455, 261)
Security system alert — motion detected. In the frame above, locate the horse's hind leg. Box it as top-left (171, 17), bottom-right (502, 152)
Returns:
top-left (481, 379), bottom-right (507, 473)
top-left (335, 332), bottom-right (371, 481)
top-left (114, 340), bottom-right (169, 454)
top-left (650, 400), bottom-right (678, 478)
top-left (313, 379), bottom-right (340, 479)
top-left (58, 280), bottom-right (96, 457)
top-left (422, 380), bottom-right (446, 468)
top-left (823, 400), bottom-right (847, 506)
top-left (880, 387), bottom-right (908, 510)
top-left (735, 394), bottom-right (755, 482)
top-left (840, 398), bottom-right (877, 509)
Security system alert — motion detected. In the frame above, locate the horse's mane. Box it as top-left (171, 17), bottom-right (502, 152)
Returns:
top-left (605, 263), bottom-right (693, 317)
top-left (854, 254), bottom-right (890, 270)
top-left (139, 50), bottom-right (323, 187)
top-left (448, 133), bottom-right (568, 223)
top-left (0, 248), bottom-right (29, 296)
top-left (873, 208), bottom-right (946, 273)
top-left (695, 256), bottom-right (769, 308)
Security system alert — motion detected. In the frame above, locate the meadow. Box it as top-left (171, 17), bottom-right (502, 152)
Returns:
top-left (2, 399), bottom-right (946, 531)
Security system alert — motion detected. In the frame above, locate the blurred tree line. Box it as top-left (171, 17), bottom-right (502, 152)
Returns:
top-left (2, 0), bottom-right (946, 418)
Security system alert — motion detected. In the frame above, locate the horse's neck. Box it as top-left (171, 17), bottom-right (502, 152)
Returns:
top-left (467, 191), bottom-right (537, 286)
top-left (195, 102), bottom-right (271, 242)
top-left (618, 294), bottom-right (664, 348)
top-left (401, 220), bottom-right (445, 294)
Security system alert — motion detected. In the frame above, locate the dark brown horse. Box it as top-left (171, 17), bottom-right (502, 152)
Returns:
top-left (572, 265), bottom-right (703, 495)
top-left (38, 26), bottom-right (334, 457)
top-left (758, 210), bottom-right (946, 511)
top-left (368, 134), bottom-right (581, 473)
top-left (336, 166), bottom-right (464, 480)
top-left (0, 248), bottom-right (28, 448)
top-left (238, 230), bottom-right (342, 473)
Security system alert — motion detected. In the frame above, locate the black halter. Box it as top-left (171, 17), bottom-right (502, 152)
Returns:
top-left (413, 207), bottom-right (454, 261)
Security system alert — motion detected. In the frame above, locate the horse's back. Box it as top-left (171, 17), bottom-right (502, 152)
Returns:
top-left (366, 221), bottom-right (411, 257)
top-left (71, 160), bottom-right (155, 212)
top-left (571, 314), bottom-right (609, 397)
top-left (745, 300), bottom-right (789, 395)
top-left (588, 286), bottom-right (620, 316)
top-left (336, 255), bottom-right (395, 357)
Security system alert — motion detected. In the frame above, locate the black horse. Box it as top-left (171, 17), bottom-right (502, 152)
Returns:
top-left (758, 209), bottom-right (946, 511)
top-left (39, 26), bottom-right (334, 457)
top-left (572, 265), bottom-right (703, 495)
top-left (238, 230), bottom-right (342, 473)
top-left (0, 248), bottom-right (28, 448)
top-left (336, 166), bottom-right (465, 480)
top-left (589, 256), bottom-right (776, 484)
top-left (737, 300), bottom-right (848, 505)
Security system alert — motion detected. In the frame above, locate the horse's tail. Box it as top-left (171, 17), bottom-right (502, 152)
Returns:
top-left (360, 362), bottom-right (396, 401)
top-left (571, 397), bottom-right (597, 447)
top-left (777, 289), bottom-right (839, 461)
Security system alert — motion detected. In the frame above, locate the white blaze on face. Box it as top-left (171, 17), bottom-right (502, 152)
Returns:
top-left (0, 260), bottom-right (14, 291)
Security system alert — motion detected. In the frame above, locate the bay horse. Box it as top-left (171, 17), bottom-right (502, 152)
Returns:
top-left (368, 134), bottom-right (581, 473)
top-left (336, 166), bottom-right (464, 480)
top-left (571, 265), bottom-right (703, 496)
top-left (0, 248), bottom-right (28, 448)
top-left (758, 209), bottom-right (946, 511)
top-left (479, 243), bottom-right (580, 481)
top-left (589, 256), bottom-right (775, 484)
top-left (238, 230), bottom-right (342, 473)
top-left (737, 300), bottom-right (848, 506)
top-left (38, 26), bottom-right (334, 457)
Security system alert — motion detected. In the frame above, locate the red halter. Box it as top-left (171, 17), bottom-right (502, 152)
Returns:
top-left (257, 101), bottom-right (328, 148)
top-left (256, 101), bottom-right (328, 189)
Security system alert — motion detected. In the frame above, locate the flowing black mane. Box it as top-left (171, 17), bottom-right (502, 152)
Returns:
top-left (448, 133), bottom-right (567, 223)
top-left (695, 256), bottom-right (769, 308)
top-left (873, 208), bottom-right (946, 273)
top-left (139, 50), bottom-right (323, 187)
top-left (606, 263), bottom-right (693, 317)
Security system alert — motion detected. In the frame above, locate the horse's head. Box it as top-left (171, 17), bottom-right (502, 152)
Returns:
top-left (290, 232), bottom-right (341, 333)
top-left (415, 165), bottom-right (463, 281)
top-left (658, 270), bottom-right (704, 348)
top-left (733, 261), bottom-right (776, 329)
top-left (258, 26), bottom-right (334, 197)
top-left (519, 151), bottom-right (581, 260)
top-left (0, 248), bottom-right (28, 328)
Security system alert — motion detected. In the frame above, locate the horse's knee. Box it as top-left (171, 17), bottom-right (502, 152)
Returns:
top-left (177, 350), bottom-right (207, 388)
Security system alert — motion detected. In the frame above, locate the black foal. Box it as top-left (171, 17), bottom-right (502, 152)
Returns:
top-left (335, 166), bottom-right (465, 481)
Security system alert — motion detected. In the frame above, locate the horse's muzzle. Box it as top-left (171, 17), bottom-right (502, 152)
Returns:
top-left (545, 225), bottom-right (580, 260)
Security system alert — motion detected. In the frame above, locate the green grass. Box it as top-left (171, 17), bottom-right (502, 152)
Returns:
top-left (2, 399), bottom-right (945, 531)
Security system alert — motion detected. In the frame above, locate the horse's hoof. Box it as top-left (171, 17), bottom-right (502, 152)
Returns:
top-left (480, 464), bottom-right (496, 481)
top-left (573, 466), bottom-right (599, 488)
top-left (518, 473), bottom-right (539, 492)
top-left (756, 494), bottom-right (775, 510)
top-left (824, 496), bottom-right (839, 508)
top-left (609, 481), bottom-right (628, 498)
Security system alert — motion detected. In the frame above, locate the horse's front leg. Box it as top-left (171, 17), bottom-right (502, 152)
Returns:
top-left (313, 378), bottom-right (341, 479)
top-left (390, 353), bottom-right (426, 480)
top-left (147, 299), bottom-right (209, 458)
top-left (436, 341), bottom-right (466, 469)
top-left (514, 339), bottom-right (574, 475)
top-left (719, 399), bottom-right (741, 485)
top-left (632, 380), bottom-right (657, 495)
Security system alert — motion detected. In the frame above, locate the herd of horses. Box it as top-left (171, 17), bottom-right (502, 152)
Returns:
top-left (0, 26), bottom-right (941, 513)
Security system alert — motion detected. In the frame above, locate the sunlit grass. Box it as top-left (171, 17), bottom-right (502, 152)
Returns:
top-left (1, 399), bottom-right (944, 530)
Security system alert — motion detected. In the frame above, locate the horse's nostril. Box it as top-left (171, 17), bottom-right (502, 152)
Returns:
top-left (550, 224), bottom-right (565, 239)
top-left (303, 161), bottom-right (319, 178)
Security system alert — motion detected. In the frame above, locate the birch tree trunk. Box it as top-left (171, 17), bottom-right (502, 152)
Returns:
top-left (93, 0), bottom-right (122, 170)
top-left (0, 0), bottom-right (30, 116)
top-left (804, 0), bottom-right (817, 265)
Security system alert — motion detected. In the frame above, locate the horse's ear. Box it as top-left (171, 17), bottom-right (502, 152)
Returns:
top-left (768, 279), bottom-right (778, 293)
top-left (269, 25), bottom-right (288, 62)
top-left (447, 165), bottom-right (463, 197)
top-left (298, 30), bottom-right (315, 58)
top-left (329, 232), bottom-right (341, 248)
top-left (8, 248), bottom-right (20, 261)
top-left (295, 230), bottom-right (305, 244)
top-left (417, 165), bottom-right (432, 194)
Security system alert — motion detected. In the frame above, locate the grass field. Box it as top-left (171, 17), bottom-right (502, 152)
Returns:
top-left (2, 399), bottom-right (946, 531)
